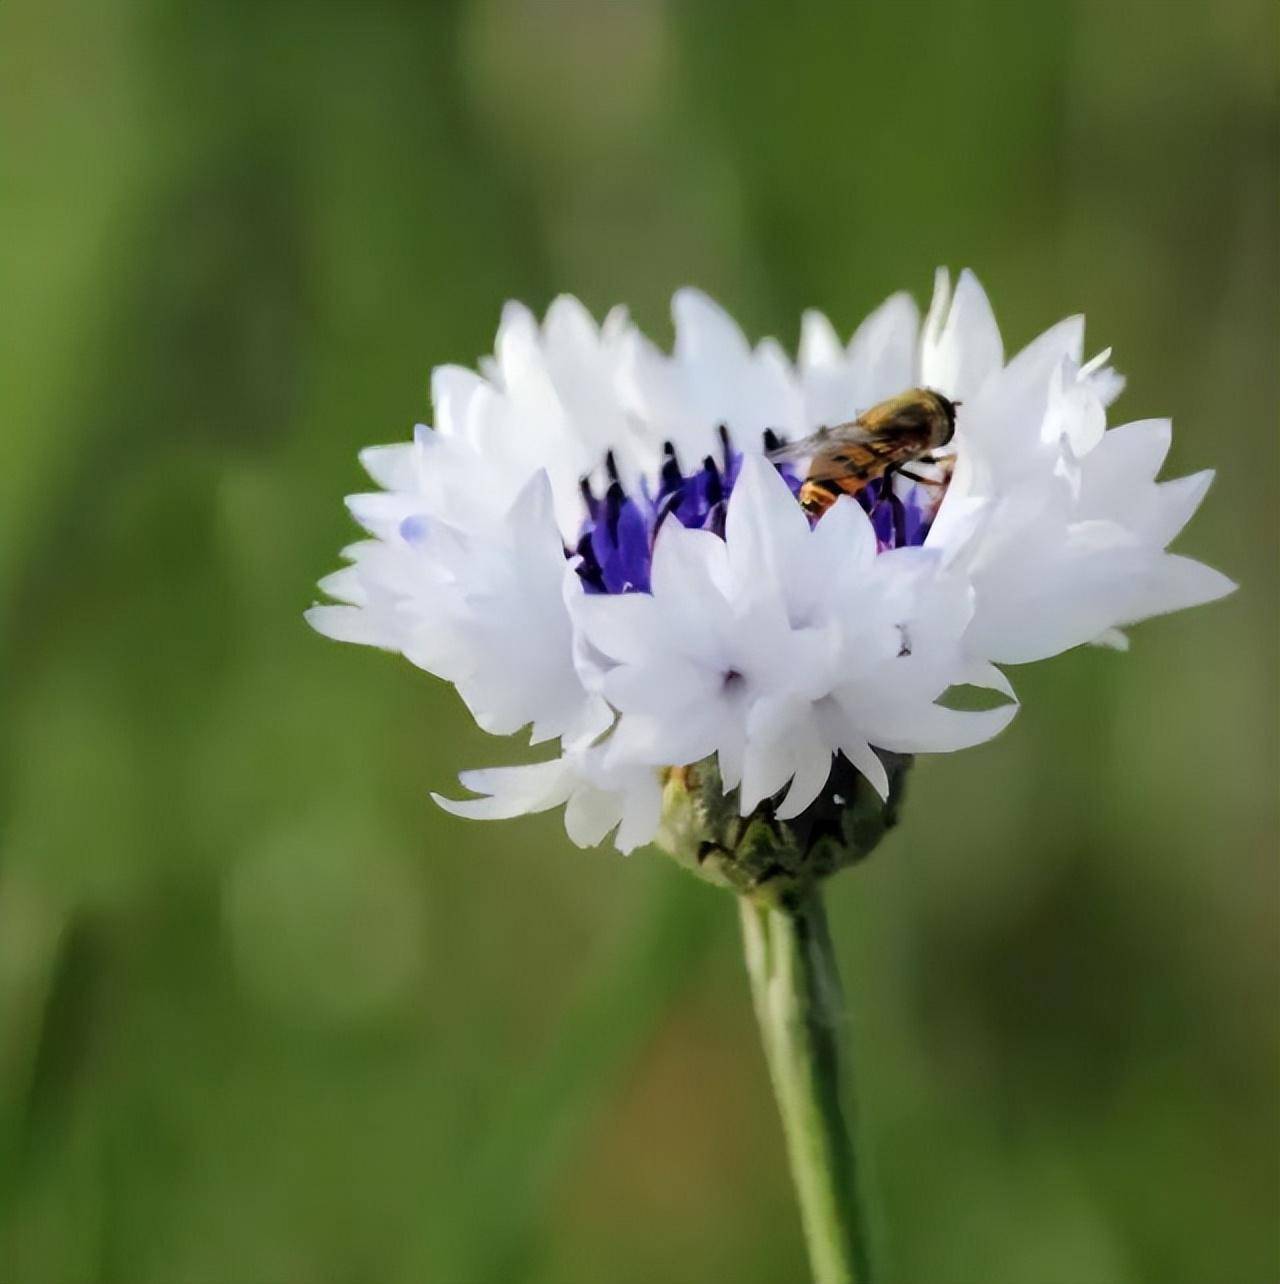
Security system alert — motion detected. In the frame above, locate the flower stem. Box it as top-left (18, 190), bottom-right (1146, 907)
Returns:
top-left (739, 889), bottom-right (873, 1284)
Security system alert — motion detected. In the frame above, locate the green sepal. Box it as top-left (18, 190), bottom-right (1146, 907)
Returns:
top-left (654, 752), bottom-right (912, 906)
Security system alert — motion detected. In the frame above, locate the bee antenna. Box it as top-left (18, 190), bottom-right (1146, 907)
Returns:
top-left (579, 476), bottom-right (594, 503)
top-left (717, 423), bottom-right (731, 454)
top-left (662, 440), bottom-right (678, 461)
top-left (762, 428), bottom-right (783, 453)
top-left (604, 450), bottom-right (620, 482)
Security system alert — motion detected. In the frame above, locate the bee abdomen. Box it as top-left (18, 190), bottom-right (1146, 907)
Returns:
top-left (799, 479), bottom-right (846, 517)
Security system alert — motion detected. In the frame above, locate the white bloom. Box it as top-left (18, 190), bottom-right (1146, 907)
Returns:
top-left (309, 272), bottom-right (1232, 853)
top-left (573, 460), bottom-right (1011, 819)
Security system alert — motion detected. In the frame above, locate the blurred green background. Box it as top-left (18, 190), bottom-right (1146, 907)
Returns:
top-left (1, 1), bottom-right (1276, 1281)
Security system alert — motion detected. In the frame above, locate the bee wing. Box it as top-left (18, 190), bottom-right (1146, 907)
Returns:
top-left (764, 420), bottom-right (878, 463)
top-left (766, 421), bottom-right (890, 483)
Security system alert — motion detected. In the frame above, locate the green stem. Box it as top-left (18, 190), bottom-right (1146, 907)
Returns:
top-left (739, 889), bottom-right (873, 1284)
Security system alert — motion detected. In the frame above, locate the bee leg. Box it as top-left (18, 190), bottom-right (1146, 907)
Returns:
top-left (880, 468), bottom-right (908, 547)
top-left (897, 467), bottom-right (946, 488)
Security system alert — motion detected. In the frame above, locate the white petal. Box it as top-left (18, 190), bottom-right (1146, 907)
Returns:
top-left (1092, 418), bottom-right (1172, 481)
top-left (494, 300), bottom-right (543, 391)
top-left (798, 309), bottom-right (842, 368)
top-left (1076, 419), bottom-right (1173, 518)
top-left (810, 495), bottom-right (878, 571)
top-left (605, 705), bottom-right (726, 772)
top-left (345, 492), bottom-right (425, 541)
top-left (921, 268), bottom-right (1004, 401)
top-left (970, 536), bottom-right (1236, 664)
top-left (433, 758), bottom-right (574, 821)
top-left (564, 785), bottom-right (621, 848)
top-left (1042, 358), bottom-right (1106, 457)
top-left (359, 443), bottom-right (418, 491)
top-left (317, 566), bottom-right (366, 606)
top-left (846, 291), bottom-right (920, 404)
top-left (864, 700), bottom-right (1017, 754)
top-left (962, 316), bottom-right (1084, 468)
top-left (572, 592), bottom-right (665, 666)
top-left (602, 660), bottom-right (712, 717)
top-left (739, 739), bottom-right (794, 816)
top-left (1006, 315), bottom-right (1085, 385)
top-left (774, 739), bottom-right (836, 819)
top-left (543, 293), bottom-right (599, 355)
top-left (740, 695), bottom-right (812, 812)
top-left (954, 658), bottom-right (1017, 700)
top-left (1142, 470), bottom-right (1214, 547)
top-left (1091, 628), bottom-right (1130, 651)
top-left (725, 455), bottom-right (811, 594)
top-left (1089, 365), bottom-right (1126, 407)
top-left (431, 365), bottom-right (488, 436)
top-left (924, 494), bottom-right (990, 563)
top-left (1110, 554), bottom-right (1237, 626)
top-left (613, 772), bottom-right (663, 854)
top-left (554, 695), bottom-right (614, 751)
top-left (836, 736), bottom-right (891, 801)
top-left (673, 287), bottom-right (751, 369)
top-left (650, 521), bottom-right (731, 605)
top-left (921, 267), bottom-right (951, 363)
top-left (304, 604), bottom-right (395, 649)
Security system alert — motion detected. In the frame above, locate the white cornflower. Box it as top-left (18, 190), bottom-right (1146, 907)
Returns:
top-left (308, 272), bottom-right (1233, 855)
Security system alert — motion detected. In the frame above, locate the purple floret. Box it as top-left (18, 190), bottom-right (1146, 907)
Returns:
top-left (573, 429), bottom-right (937, 595)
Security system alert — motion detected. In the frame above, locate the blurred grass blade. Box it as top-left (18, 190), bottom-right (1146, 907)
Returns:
top-left (422, 864), bottom-right (722, 1284)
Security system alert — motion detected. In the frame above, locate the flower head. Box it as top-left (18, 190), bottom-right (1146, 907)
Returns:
top-left (308, 272), bottom-right (1233, 866)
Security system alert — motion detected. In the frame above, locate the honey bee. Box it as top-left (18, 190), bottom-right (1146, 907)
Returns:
top-left (766, 388), bottom-right (958, 518)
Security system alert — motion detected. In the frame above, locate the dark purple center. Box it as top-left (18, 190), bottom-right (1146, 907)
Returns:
top-left (572, 428), bottom-right (936, 595)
